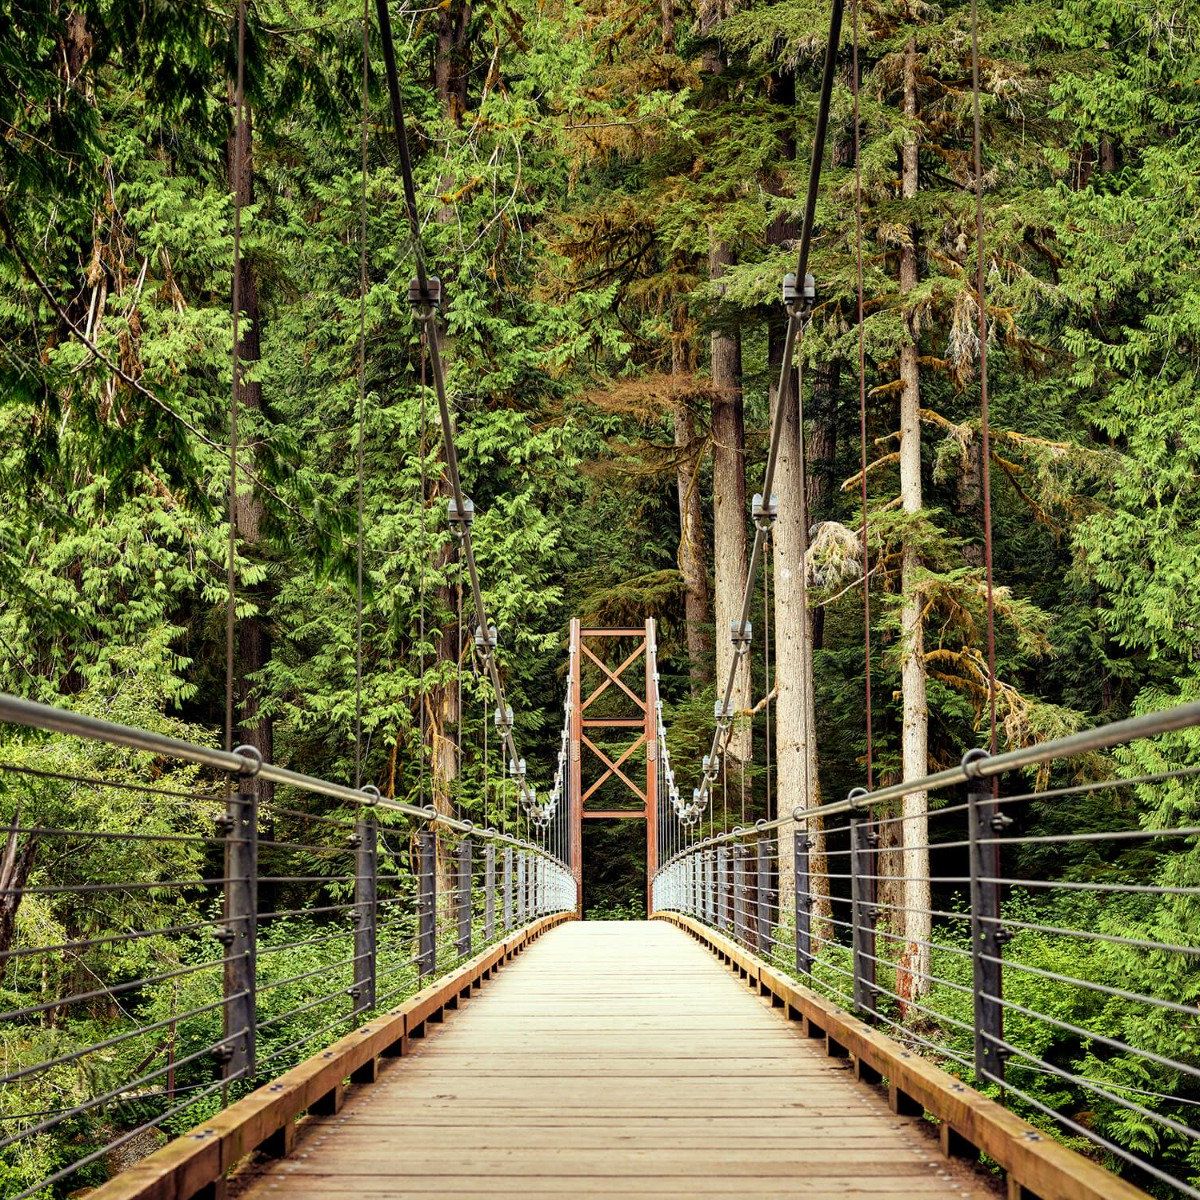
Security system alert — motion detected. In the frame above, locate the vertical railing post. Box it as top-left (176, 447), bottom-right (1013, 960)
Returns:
top-left (756, 837), bottom-right (773, 960)
top-left (729, 844), bottom-right (739, 945)
top-left (417, 830), bottom-right (437, 978)
top-left (967, 751), bottom-right (1006, 1086)
top-left (222, 782), bottom-right (257, 1080)
top-left (848, 790), bottom-right (877, 1016)
top-left (503, 846), bottom-right (513, 932)
top-left (517, 851), bottom-right (527, 926)
top-left (456, 837), bottom-right (473, 958)
top-left (352, 810), bottom-right (377, 1015)
top-left (717, 844), bottom-right (730, 933)
top-left (794, 828), bottom-right (812, 975)
top-left (484, 843), bottom-right (496, 942)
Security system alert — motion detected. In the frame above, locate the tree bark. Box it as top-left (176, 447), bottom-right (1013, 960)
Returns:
top-left (436, 0), bottom-right (471, 126)
top-left (0, 813), bottom-right (35, 957)
top-left (709, 242), bottom-right (751, 789)
top-left (228, 90), bottom-right (273, 812)
top-left (674, 392), bottom-right (712, 690)
top-left (771, 377), bottom-right (826, 924)
top-left (896, 38), bottom-right (931, 1006)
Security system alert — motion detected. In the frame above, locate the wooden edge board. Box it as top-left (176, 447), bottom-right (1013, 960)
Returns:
top-left (87, 912), bottom-right (574, 1200)
top-left (653, 912), bottom-right (1151, 1200)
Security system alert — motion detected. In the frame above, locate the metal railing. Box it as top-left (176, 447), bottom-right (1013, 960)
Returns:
top-left (0, 692), bottom-right (575, 1200)
top-left (653, 700), bottom-right (1200, 1199)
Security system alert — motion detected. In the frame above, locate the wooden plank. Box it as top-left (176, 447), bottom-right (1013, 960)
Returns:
top-left (658, 912), bottom-right (1152, 1200)
top-left (88, 913), bottom-right (571, 1200)
top-left (230, 921), bottom-right (993, 1200)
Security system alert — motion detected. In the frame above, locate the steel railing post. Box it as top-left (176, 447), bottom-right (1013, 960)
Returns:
top-left (968, 760), bottom-right (1006, 1086)
top-left (849, 792), bottom-right (876, 1016)
top-left (456, 837), bottom-right (473, 957)
top-left (733, 844), bottom-right (747, 948)
top-left (417, 830), bottom-right (437, 978)
top-left (221, 785), bottom-right (257, 1081)
top-left (717, 845), bottom-right (730, 933)
top-left (794, 829), bottom-right (812, 975)
top-left (352, 813), bottom-right (377, 1014)
top-left (503, 846), bottom-right (513, 931)
top-left (484, 843), bottom-right (496, 941)
top-left (517, 850), bottom-right (527, 925)
top-left (757, 838), bottom-right (773, 960)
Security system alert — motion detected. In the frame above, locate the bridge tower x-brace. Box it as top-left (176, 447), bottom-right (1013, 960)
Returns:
top-left (568, 619), bottom-right (659, 914)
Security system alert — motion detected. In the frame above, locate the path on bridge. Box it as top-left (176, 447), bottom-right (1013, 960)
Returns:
top-left (234, 922), bottom-right (993, 1198)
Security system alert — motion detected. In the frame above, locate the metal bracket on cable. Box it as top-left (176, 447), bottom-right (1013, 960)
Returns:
top-left (731, 620), bottom-right (752, 657)
top-left (752, 493), bottom-right (778, 532)
top-left (782, 271), bottom-right (815, 317)
top-left (494, 704), bottom-right (513, 734)
top-left (407, 275), bottom-right (442, 310)
top-left (474, 624), bottom-right (497, 655)
top-left (448, 495), bottom-right (475, 535)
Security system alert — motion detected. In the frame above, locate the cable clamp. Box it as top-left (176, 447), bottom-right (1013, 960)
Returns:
top-left (751, 492), bottom-right (778, 531)
top-left (447, 495), bottom-right (475, 535)
top-left (730, 620), bottom-right (752, 655)
top-left (782, 271), bottom-right (816, 315)
top-left (494, 704), bottom-right (513, 733)
top-left (408, 276), bottom-right (442, 310)
top-left (474, 624), bottom-right (497, 653)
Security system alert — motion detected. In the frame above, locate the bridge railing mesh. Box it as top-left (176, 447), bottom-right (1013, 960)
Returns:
top-left (0, 693), bottom-right (574, 1200)
top-left (653, 701), bottom-right (1200, 1199)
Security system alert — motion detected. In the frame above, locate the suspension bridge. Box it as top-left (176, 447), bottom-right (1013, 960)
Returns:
top-left (3, 634), bottom-right (1199, 1200)
top-left (2, 0), bottom-right (1199, 1198)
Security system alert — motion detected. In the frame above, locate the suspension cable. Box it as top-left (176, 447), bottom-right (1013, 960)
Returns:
top-left (373, 0), bottom-right (542, 819)
top-left (225, 0), bottom-right (248, 761)
top-left (851, 0), bottom-right (873, 788)
top-left (970, 0), bottom-right (998, 757)
top-left (355, 0), bottom-right (370, 790)
top-left (691, 0), bottom-right (845, 809)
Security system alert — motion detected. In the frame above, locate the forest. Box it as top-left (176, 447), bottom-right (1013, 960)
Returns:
top-left (1, 0), bottom-right (1199, 1195)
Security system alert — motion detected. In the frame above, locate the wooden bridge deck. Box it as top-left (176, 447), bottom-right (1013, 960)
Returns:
top-left (233, 921), bottom-right (994, 1199)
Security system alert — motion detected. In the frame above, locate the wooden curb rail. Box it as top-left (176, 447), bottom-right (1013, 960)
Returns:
top-left (654, 912), bottom-right (1150, 1200)
top-left (89, 913), bottom-right (573, 1200)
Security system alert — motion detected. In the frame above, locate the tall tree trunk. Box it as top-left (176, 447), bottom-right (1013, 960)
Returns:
top-left (675, 399), bottom-right (712, 690)
top-left (709, 242), bottom-right (751, 792)
top-left (228, 92), bottom-right (273, 812)
top-left (436, 0), bottom-right (471, 126)
top-left (896, 38), bottom-right (931, 1006)
top-left (771, 376), bottom-right (826, 926)
top-left (672, 331), bottom-right (712, 690)
top-left (0, 813), bottom-right (35, 957)
top-left (426, 42), bottom-right (472, 889)
top-left (806, 364), bottom-right (838, 651)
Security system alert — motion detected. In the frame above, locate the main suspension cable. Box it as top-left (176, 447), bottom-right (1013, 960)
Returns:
top-left (851, 0), bottom-right (873, 788)
top-left (691, 0), bottom-right (845, 810)
top-left (355, 0), bottom-right (370, 789)
top-left (969, 0), bottom-right (998, 757)
top-left (373, 0), bottom-right (542, 821)
top-left (225, 0), bottom-right (249, 762)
